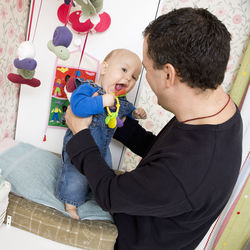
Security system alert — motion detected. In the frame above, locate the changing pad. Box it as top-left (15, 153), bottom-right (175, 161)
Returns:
top-left (5, 193), bottom-right (117, 249)
top-left (0, 139), bottom-right (112, 221)
top-left (0, 139), bottom-right (117, 249)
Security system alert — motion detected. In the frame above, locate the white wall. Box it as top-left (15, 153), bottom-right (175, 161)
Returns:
top-left (241, 86), bottom-right (250, 162)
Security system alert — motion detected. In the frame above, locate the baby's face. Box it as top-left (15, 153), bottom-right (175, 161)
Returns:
top-left (101, 51), bottom-right (142, 95)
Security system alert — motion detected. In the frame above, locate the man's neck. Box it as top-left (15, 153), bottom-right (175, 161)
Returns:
top-left (169, 85), bottom-right (234, 125)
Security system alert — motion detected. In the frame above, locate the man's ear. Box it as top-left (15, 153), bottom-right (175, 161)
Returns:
top-left (163, 63), bottom-right (176, 88)
top-left (100, 61), bottom-right (108, 75)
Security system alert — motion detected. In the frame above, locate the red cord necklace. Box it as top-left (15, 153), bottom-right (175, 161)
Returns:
top-left (181, 94), bottom-right (231, 123)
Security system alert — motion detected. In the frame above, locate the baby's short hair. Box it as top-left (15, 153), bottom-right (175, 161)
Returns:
top-left (104, 49), bottom-right (135, 62)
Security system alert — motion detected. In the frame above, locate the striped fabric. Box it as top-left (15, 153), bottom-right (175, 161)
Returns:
top-left (4, 193), bottom-right (118, 250)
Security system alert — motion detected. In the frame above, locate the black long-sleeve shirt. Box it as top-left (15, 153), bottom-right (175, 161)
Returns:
top-left (67, 108), bottom-right (242, 250)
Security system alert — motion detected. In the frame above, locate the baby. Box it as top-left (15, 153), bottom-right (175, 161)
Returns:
top-left (56, 49), bottom-right (147, 219)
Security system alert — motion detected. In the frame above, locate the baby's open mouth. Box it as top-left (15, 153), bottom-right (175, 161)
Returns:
top-left (115, 83), bottom-right (126, 91)
top-left (114, 83), bottom-right (127, 96)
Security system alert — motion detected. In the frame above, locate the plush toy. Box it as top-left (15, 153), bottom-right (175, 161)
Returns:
top-left (69, 11), bottom-right (94, 33)
top-left (47, 26), bottom-right (73, 60)
top-left (64, 0), bottom-right (75, 6)
top-left (57, 2), bottom-right (111, 34)
top-left (14, 58), bottom-right (37, 71)
top-left (7, 73), bottom-right (41, 87)
top-left (74, 0), bottom-right (103, 17)
top-left (17, 41), bottom-right (36, 60)
top-left (65, 76), bottom-right (77, 92)
top-left (7, 41), bottom-right (40, 87)
top-left (53, 26), bottom-right (73, 47)
top-left (17, 69), bottom-right (35, 79)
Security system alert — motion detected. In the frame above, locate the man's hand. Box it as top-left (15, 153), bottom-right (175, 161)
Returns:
top-left (132, 107), bottom-right (147, 119)
top-left (102, 94), bottom-right (116, 107)
top-left (65, 106), bottom-right (92, 135)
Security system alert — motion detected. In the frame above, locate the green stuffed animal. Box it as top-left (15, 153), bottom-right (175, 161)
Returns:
top-left (47, 40), bottom-right (70, 61)
top-left (17, 69), bottom-right (35, 79)
top-left (74, 0), bottom-right (103, 17)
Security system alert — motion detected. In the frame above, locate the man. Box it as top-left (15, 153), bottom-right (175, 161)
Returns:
top-left (65, 8), bottom-right (242, 250)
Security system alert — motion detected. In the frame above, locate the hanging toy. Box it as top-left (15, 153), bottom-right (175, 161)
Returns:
top-left (48, 0), bottom-right (73, 60)
top-left (65, 76), bottom-right (76, 92)
top-left (7, 0), bottom-right (43, 88)
top-left (64, 0), bottom-right (75, 6)
top-left (105, 97), bottom-right (123, 129)
top-left (14, 57), bottom-right (37, 71)
top-left (73, 0), bottom-right (111, 33)
top-left (75, 0), bottom-right (103, 17)
top-left (7, 41), bottom-right (40, 87)
top-left (57, 0), bottom-right (111, 34)
top-left (47, 26), bottom-right (73, 60)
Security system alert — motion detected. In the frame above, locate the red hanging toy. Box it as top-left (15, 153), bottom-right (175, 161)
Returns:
top-left (57, 2), bottom-right (111, 34)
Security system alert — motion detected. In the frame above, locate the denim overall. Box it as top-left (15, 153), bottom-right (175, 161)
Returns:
top-left (56, 82), bottom-right (135, 206)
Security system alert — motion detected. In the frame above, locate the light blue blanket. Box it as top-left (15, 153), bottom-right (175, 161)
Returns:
top-left (0, 142), bottom-right (113, 221)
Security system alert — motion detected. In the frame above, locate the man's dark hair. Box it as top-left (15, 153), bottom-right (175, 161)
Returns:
top-left (143, 8), bottom-right (231, 90)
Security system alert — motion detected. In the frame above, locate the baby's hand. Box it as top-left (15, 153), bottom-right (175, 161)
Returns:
top-left (102, 94), bottom-right (116, 107)
top-left (132, 107), bottom-right (147, 119)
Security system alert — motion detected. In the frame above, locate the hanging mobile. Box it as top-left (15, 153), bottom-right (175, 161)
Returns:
top-left (57, 0), bottom-right (111, 34)
top-left (43, 19), bottom-right (90, 142)
top-left (7, 0), bottom-right (42, 87)
top-left (47, 0), bottom-right (73, 60)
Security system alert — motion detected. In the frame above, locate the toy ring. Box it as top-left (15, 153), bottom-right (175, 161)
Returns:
top-left (105, 97), bottom-right (122, 129)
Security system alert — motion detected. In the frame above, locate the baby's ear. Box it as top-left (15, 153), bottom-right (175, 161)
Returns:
top-left (100, 61), bottom-right (108, 74)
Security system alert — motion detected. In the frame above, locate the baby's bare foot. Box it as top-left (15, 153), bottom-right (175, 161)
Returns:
top-left (65, 203), bottom-right (80, 220)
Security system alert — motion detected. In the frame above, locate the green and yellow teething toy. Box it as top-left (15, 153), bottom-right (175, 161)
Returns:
top-left (105, 97), bottom-right (123, 129)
